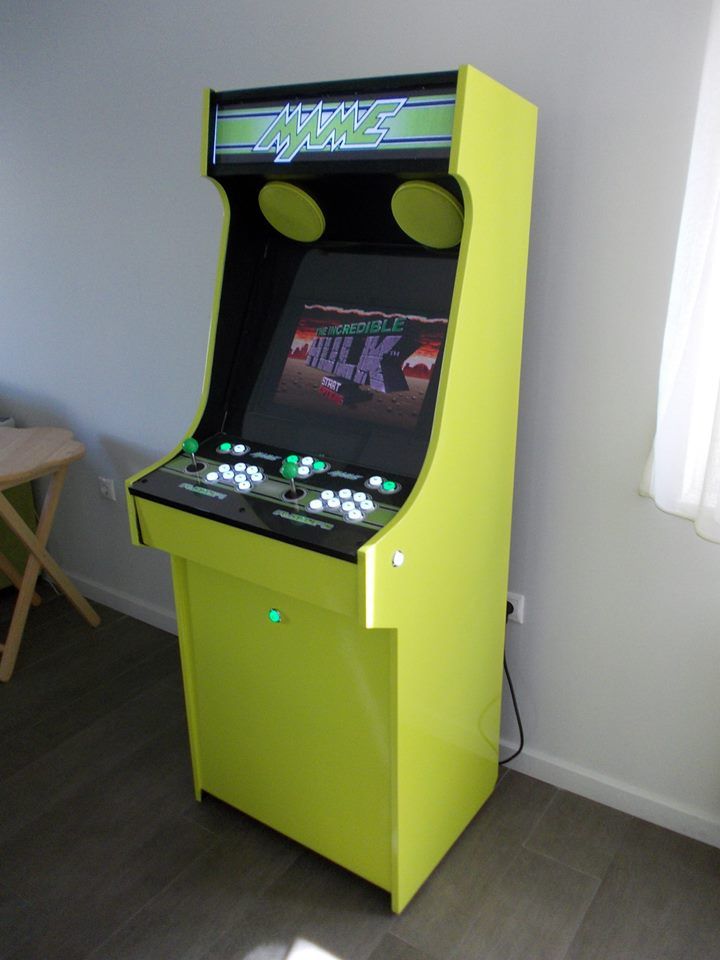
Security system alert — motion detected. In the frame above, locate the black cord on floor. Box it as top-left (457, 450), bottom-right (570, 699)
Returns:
top-left (499, 600), bottom-right (525, 765)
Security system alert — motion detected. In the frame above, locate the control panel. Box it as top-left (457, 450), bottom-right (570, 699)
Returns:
top-left (130, 434), bottom-right (412, 561)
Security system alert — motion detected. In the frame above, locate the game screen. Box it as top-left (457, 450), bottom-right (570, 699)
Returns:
top-left (273, 302), bottom-right (449, 433)
top-left (239, 246), bottom-right (458, 474)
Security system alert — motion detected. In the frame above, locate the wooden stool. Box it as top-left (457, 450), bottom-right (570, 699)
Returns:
top-left (0, 427), bottom-right (100, 681)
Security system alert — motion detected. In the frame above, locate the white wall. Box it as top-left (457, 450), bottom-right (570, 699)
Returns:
top-left (3, 0), bottom-right (719, 845)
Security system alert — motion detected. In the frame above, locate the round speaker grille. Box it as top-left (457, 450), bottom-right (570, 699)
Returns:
top-left (258, 182), bottom-right (325, 243)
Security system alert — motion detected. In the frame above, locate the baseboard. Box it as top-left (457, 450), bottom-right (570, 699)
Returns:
top-left (61, 571), bottom-right (178, 635)
top-left (500, 739), bottom-right (720, 849)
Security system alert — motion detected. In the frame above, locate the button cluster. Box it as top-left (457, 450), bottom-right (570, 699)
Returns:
top-left (216, 441), bottom-right (249, 456)
top-left (206, 462), bottom-right (266, 490)
top-left (307, 488), bottom-right (376, 523)
top-left (284, 453), bottom-right (330, 478)
top-left (366, 475), bottom-right (401, 494)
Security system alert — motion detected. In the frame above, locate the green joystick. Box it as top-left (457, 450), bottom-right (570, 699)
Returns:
top-left (280, 458), bottom-right (302, 500)
top-left (182, 437), bottom-right (201, 473)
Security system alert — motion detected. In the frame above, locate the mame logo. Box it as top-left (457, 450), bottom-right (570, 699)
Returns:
top-left (253, 97), bottom-right (406, 163)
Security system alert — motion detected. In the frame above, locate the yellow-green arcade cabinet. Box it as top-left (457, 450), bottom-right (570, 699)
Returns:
top-left (127, 66), bottom-right (536, 912)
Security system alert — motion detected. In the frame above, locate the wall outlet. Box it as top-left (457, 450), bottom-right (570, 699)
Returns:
top-left (98, 477), bottom-right (116, 501)
top-left (507, 591), bottom-right (525, 624)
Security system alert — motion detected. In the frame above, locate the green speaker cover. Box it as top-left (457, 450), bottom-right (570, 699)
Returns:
top-left (391, 181), bottom-right (464, 249)
top-left (258, 182), bottom-right (325, 242)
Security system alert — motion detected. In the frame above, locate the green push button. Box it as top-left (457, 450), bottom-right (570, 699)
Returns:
top-left (218, 441), bottom-right (232, 452)
top-left (286, 454), bottom-right (300, 464)
top-left (268, 608), bottom-right (282, 623)
top-left (382, 480), bottom-right (397, 492)
top-left (313, 460), bottom-right (326, 471)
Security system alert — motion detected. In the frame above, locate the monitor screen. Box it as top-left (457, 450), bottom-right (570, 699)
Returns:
top-left (240, 245), bottom-right (458, 476)
top-left (274, 303), bottom-right (448, 433)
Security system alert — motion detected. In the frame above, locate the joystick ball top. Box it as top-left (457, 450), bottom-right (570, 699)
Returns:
top-left (280, 460), bottom-right (299, 481)
top-left (182, 438), bottom-right (199, 455)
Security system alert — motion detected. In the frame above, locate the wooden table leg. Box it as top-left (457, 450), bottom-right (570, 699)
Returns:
top-left (0, 551), bottom-right (42, 606)
top-left (0, 468), bottom-right (100, 682)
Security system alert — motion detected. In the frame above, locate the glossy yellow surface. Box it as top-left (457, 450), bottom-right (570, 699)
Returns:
top-left (136, 498), bottom-right (391, 887)
top-left (360, 65), bottom-right (537, 910)
top-left (127, 66), bottom-right (537, 913)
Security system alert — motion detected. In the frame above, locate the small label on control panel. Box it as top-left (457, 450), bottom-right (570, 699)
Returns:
top-left (272, 508), bottom-right (334, 531)
top-left (179, 482), bottom-right (228, 500)
top-left (328, 470), bottom-right (364, 480)
top-left (251, 451), bottom-right (282, 461)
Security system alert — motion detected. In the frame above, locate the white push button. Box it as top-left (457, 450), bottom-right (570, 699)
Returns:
top-left (327, 497), bottom-right (341, 510)
top-left (234, 462), bottom-right (247, 473)
top-left (297, 465), bottom-right (311, 477)
top-left (347, 509), bottom-right (363, 522)
top-left (218, 463), bottom-right (231, 472)
top-left (307, 499), bottom-right (323, 512)
top-left (205, 471), bottom-right (219, 482)
top-left (353, 491), bottom-right (366, 502)
top-left (320, 490), bottom-right (334, 501)
top-left (301, 456), bottom-right (314, 466)
top-left (338, 488), bottom-right (352, 500)
top-left (341, 501), bottom-right (354, 513)
top-left (360, 499), bottom-right (375, 512)
top-left (236, 479), bottom-right (251, 491)
top-left (368, 475), bottom-right (382, 488)
top-left (232, 444), bottom-right (247, 454)
top-left (250, 471), bottom-right (265, 483)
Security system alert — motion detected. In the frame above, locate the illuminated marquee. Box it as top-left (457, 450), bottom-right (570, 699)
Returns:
top-left (253, 98), bottom-right (405, 163)
top-left (213, 91), bottom-right (455, 165)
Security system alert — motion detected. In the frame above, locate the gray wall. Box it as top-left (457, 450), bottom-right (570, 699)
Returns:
top-left (3, 0), bottom-right (719, 844)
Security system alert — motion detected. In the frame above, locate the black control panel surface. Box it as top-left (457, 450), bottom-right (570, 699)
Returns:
top-left (130, 434), bottom-right (412, 562)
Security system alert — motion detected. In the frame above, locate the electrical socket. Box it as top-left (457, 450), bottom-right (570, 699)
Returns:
top-left (98, 477), bottom-right (116, 501)
top-left (507, 591), bottom-right (525, 624)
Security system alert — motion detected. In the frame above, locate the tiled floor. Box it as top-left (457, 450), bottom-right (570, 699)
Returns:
top-left (1, 587), bottom-right (719, 960)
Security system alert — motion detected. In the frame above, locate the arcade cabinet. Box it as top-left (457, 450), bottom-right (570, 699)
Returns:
top-left (127, 66), bottom-right (536, 911)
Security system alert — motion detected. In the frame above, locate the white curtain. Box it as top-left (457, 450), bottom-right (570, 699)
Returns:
top-left (642, 0), bottom-right (720, 543)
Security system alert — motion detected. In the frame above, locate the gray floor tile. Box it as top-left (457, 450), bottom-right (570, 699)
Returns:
top-left (203, 850), bottom-right (393, 960)
top-left (451, 847), bottom-right (598, 960)
top-left (0, 885), bottom-right (40, 960)
top-left (392, 771), bottom-right (557, 956)
top-left (0, 715), bottom-right (194, 906)
top-left (564, 819), bottom-right (720, 960)
top-left (0, 674), bottom-right (188, 845)
top-left (6, 816), bottom-right (215, 960)
top-left (0, 614), bottom-right (175, 737)
top-left (8, 598), bottom-right (126, 675)
top-left (524, 789), bottom-right (631, 879)
top-left (622, 817), bottom-right (720, 879)
top-left (368, 933), bottom-right (438, 960)
top-left (0, 637), bottom-right (179, 779)
top-left (182, 791), bottom-right (264, 838)
top-left (86, 815), bottom-right (301, 960)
